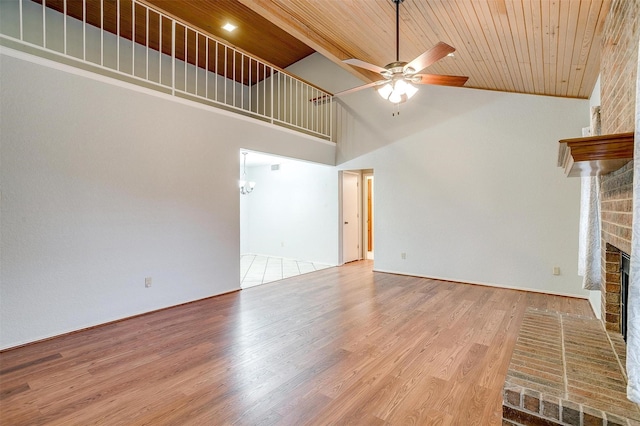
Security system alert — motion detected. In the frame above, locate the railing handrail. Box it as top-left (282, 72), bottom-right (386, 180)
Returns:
top-left (135, 0), bottom-right (333, 97)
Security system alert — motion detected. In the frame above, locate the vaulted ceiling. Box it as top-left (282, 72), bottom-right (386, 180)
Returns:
top-left (145, 0), bottom-right (610, 99)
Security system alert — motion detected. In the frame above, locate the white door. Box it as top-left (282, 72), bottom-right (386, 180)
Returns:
top-left (342, 172), bottom-right (359, 263)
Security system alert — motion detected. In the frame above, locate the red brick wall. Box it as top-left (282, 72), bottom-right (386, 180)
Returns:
top-left (598, 0), bottom-right (638, 332)
top-left (600, 162), bottom-right (634, 256)
top-left (600, 0), bottom-right (639, 135)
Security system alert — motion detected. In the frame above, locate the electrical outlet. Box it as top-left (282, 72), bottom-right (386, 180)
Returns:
top-left (553, 267), bottom-right (560, 276)
top-left (401, 252), bottom-right (406, 260)
top-left (281, 241), bottom-right (285, 247)
top-left (145, 277), bottom-right (152, 288)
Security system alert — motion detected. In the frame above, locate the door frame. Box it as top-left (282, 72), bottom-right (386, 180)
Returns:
top-left (362, 172), bottom-right (374, 260)
top-left (339, 170), bottom-right (362, 265)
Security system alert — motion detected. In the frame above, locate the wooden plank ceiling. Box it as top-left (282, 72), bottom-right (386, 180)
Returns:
top-left (234, 0), bottom-right (612, 99)
top-left (42, 0), bottom-right (611, 99)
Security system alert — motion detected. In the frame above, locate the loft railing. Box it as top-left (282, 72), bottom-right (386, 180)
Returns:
top-left (0, 0), bottom-right (333, 140)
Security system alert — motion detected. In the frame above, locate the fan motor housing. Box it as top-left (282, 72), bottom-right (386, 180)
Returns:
top-left (383, 61), bottom-right (408, 76)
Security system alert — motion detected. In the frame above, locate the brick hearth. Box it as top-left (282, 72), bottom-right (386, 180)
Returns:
top-left (502, 308), bottom-right (639, 426)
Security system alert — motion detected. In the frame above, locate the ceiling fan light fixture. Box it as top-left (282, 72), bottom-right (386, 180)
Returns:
top-left (378, 79), bottom-right (418, 103)
top-left (405, 83), bottom-right (418, 99)
top-left (394, 79), bottom-right (408, 93)
top-left (377, 83), bottom-right (393, 100)
top-left (388, 91), bottom-right (403, 104)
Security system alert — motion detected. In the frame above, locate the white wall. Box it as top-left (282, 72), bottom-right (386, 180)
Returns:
top-left (290, 53), bottom-right (590, 297)
top-left (1, 42), bottom-right (593, 349)
top-left (241, 159), bottom-right (338, 265)
top-left (0, 49), bottom-right (335, 349)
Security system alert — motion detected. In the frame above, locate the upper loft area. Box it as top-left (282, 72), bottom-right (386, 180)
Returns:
top-left (0, 0), bottom-right (334, 142)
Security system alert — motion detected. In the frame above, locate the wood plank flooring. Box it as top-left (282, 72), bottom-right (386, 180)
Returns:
top-left (0, 261), bottom-right (593, 425)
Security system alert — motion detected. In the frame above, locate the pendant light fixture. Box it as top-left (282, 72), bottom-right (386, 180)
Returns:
top-left (239, 152), bottom-right (255, 195)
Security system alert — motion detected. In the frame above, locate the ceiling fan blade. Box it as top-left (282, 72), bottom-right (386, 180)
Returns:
top-left (404, 42), bottom-right (455, 74)
top-left (334, 81), bottom-right (385, 97)
top-left (343, 58), bottom-right (387, 74)
top-left (415, 74), bottom-right (469, 87)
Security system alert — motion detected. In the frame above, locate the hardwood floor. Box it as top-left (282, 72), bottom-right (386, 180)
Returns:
top-left (0, 261), bottom-right (593, 425)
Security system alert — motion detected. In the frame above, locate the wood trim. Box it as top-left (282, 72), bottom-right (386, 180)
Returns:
top-left (557, 132), bottom-right (634, 177)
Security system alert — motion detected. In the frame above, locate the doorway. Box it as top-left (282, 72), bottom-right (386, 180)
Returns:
top-left (340, 170), bottom-right (374, 264)
top-left (239, 150), bottom-right (337, 288)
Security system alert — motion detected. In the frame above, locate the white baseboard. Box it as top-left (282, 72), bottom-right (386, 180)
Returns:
top-left (372, 268), bottom-right (589, 299)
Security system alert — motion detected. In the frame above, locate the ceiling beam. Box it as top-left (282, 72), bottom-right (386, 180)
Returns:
top-left (236, 0), bottom-right (380, 84)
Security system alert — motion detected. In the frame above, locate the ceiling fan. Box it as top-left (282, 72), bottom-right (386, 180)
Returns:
top-left (335, 0), bottom-right (468, 104)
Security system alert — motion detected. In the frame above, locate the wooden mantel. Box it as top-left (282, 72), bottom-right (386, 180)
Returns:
top-left (558, 132), bottom-right (634, 177)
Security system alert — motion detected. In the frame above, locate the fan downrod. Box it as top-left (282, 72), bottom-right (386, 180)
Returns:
top-left (391, 0), bottom-right (405, 62)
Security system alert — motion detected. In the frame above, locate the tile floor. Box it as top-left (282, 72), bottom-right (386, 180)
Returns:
top-left (240, 254), bottom-right (334, 288)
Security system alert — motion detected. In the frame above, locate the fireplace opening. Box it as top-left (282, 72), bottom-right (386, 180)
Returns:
top-left (621, 252), bottom-right (630, 342)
